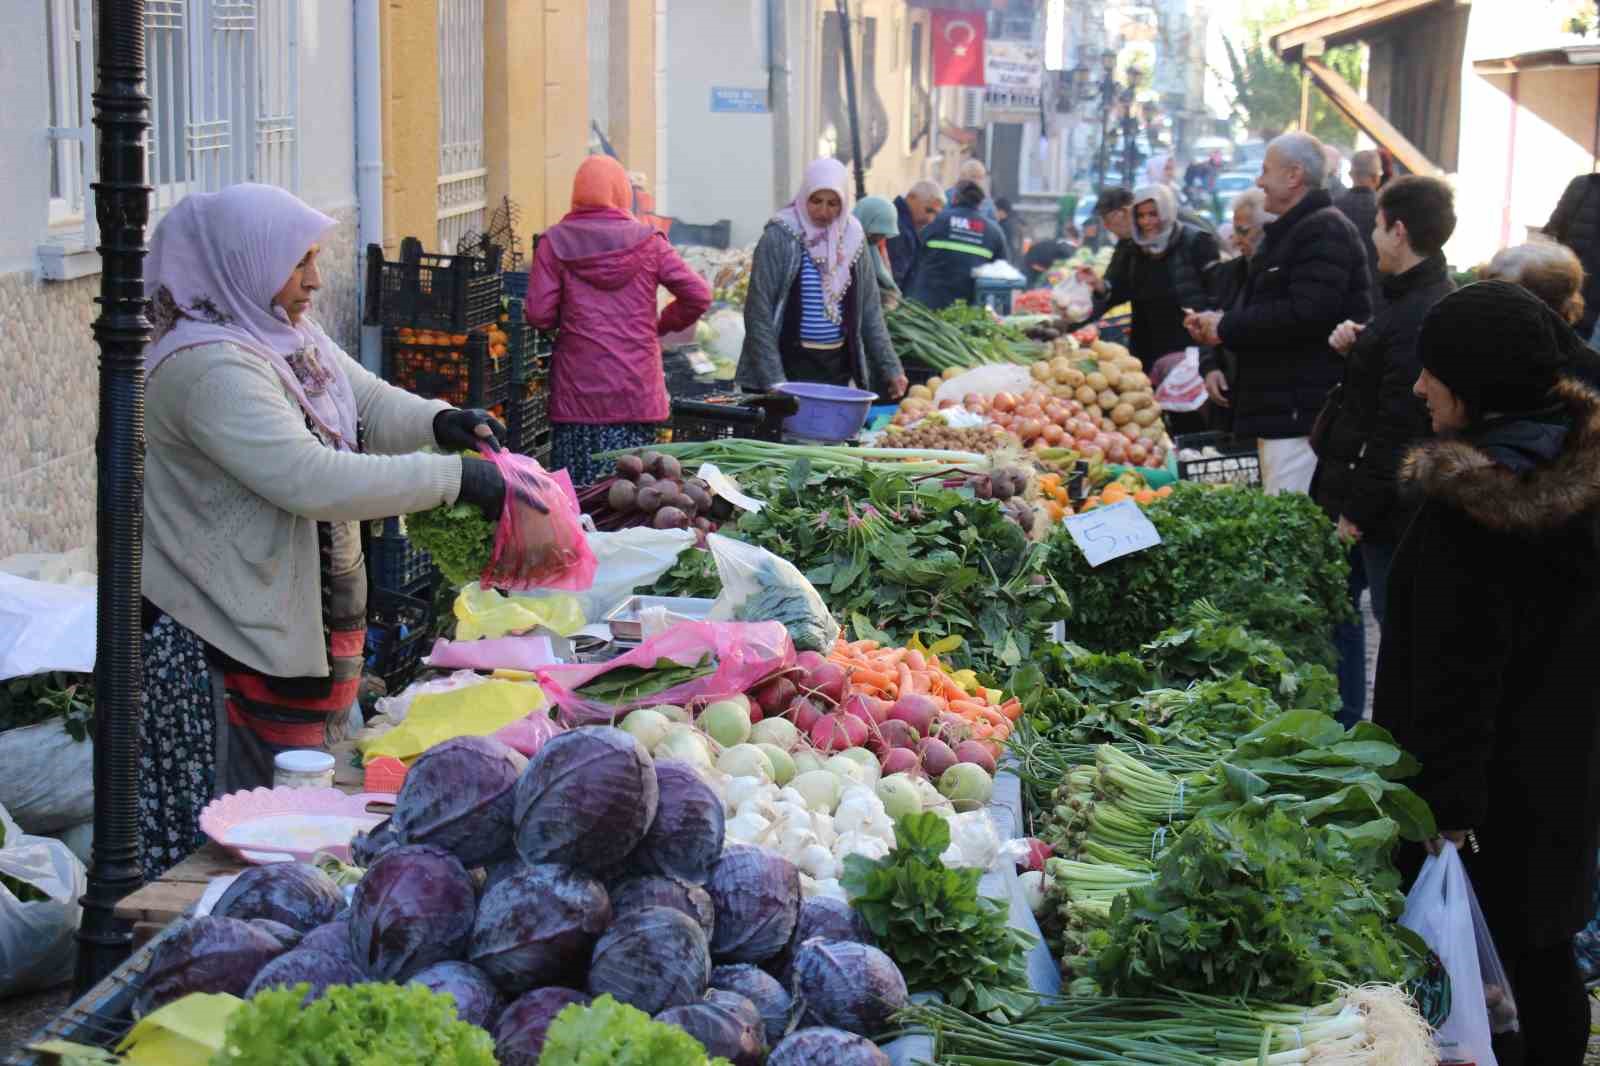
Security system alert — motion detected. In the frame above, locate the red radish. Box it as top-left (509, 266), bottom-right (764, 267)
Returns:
top-left (888, 694), bottom-right (940, 737)
top-left (786, 696), bottom-right (826, 734)
top-left (933, 714), bottom-right (972, 743)
top-left (841, 693), bottom-right (888, 726)
top-left (955, 739), bottom-right (997, 774)
top-left (1019, 837), bottom-right (1053, 873)
top-left (804, 662), bottom-right (849, 706)
top-left (917, 737), bottom-right (958, 778)
top-left (876, 719), bottom-right (921, 751)
top-left (795, 650), bottom-right (827, 674)
top-left (811, 712), bottom-right (867, 752)
top-left (879, 748), bottom-right (921, 775)
top-left (751, 675), bottom-right (797, 719)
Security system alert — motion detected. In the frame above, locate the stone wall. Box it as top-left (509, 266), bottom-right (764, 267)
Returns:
top-left (0, 207), bottom-right (360, 560)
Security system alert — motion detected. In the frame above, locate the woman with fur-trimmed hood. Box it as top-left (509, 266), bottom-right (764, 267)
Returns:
top-left (1373, 280), bottom-right (1600, 1065)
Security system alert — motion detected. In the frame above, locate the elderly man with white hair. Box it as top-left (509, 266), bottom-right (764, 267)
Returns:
top-left (1184, 131), bottom-right (1371, 495)
top-left (1199, 188), bottom-right (1274, 425)
top-left (886, 179), bottom-right (945, 289)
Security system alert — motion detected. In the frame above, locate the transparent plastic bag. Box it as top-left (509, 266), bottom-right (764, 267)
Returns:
top-left (1399, 842), bottom-right (1518, 1065)
top-left (452, 583), bottom-right (587, 641)
top-left (1152, 349), bottom-right (1207, 413)
top-left (1051, 275), bottom-right (1095, 321)
top-left (706, 534), bottom-right (839, 653)
top-left (0, 799), bottom-right (85, 996)
top-left (480, 447), bottom-right (597, 592)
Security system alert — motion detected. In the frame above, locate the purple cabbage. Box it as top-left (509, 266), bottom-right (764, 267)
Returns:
top-left (351, 817), bottom-right (401, 867)
top-left (768, 895), bottom-right (877, 987)
top-left (514, 727), bottom-right (658, 875)
top-left (711, 963), bottom-right (794, 1047)
top-left (768, 1027), bottom-right (891, 1066)
top-left (468, 864), bottom-right (611, 995)
top-left (631, 760), bottom-right (726, 883)
top-left (705, 844), bottom-right (801, 963)
top-left (297, 919), bottom-right (354, 964)
top-left (656, 992), bottom-right (765, 1066)
top-left (790, 938), bottom-right (907, 1036)
top-left (391, 736), bottom-right (528, 867)
top-left (609, 875), bottom-right (715, 939)
top-left (493, 987), bottom-right (593, 1066)
top-left (133, 916), bottom-right (287, 1017)
top-left (244, 948), bottom-right (365, 1004)
top-left (348, 844), bottom-right (477, 982)
top-left (211, 862), bottom-right (344, 933)
top-left (247, 919), bottom-right (304, 949)
top-left (586, 905), bottom-right (710, 1015)
top-left (410, 960), bottom-right (506, 1030)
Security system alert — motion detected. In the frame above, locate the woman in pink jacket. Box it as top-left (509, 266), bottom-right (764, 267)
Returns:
top-left (527, 155), bottom-right (711, 483)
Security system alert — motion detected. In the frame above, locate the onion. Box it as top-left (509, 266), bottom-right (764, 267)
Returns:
top-left (888, 694), bottom-right (940, 737)
top-left (786, 696), bottom-right (826, 734)
top-left (810, 713), bottom-right (866, 753)
top-left (878, 748), bottom-right (921, 776)
top-left (752, 676), bottom-right (798, 719)
top-left (954, 739), bottom-right (997, 775)
top-left (876, 719), bottom-right (920, 751)
top-left (917, 737), bottom-right (958, 778)
top-left (804, 662), bottom-right (848, 707)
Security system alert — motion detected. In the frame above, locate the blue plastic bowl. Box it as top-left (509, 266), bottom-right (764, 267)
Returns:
top-left (775, 382), bottom-right (879, 442)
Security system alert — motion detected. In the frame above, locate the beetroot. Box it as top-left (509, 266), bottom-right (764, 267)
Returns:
top-left (810, 713), bottom-right (866, 753)
top-left (1020, 837), bottom-right (1053, 873)
top-left (917, 737), bottom-right (958, 778)
top-left (794, 651), bottom-right (827, 675)
top-left (955, 739), bottom-right (998, 774)
top-left (876, 719), bottom-right (920, 750)
top-left (752, 676), bottom-right (798, 719)
top-left (933, 713), bottom-right (973, 744)
top-left (888, 694), bottom-right (940, 737)
top-left (786, 696), bottom-right (826, 734)
top-left (840, 694), bottom-right (887, 726)
top-left (804, 662), bottom-right (848, 707)
top-left (878, 748), bottom-right (920, 776)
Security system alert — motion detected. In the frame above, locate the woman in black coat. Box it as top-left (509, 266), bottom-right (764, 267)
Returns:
top-left (1373, 281), bottom-right (1600, 1066)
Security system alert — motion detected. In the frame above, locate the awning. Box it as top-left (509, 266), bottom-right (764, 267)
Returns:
top-left (1302, 57), bottom-right (1442, 176)
top-left (1269, 0), bottom-right (1452, 61)
top-left (1475, 44), bottom-right (1600, 73)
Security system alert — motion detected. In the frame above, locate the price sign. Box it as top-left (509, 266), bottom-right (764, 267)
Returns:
top-left (1061, 499), bottom-right (1162, 567)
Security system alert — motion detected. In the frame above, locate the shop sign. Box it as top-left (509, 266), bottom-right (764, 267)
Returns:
top-left (985, 41), bottom-right (1044, 92)
top-left (710, 87), bottom-right (770, 114)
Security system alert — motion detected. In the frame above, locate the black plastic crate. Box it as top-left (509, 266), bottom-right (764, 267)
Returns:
top-left (1174, 431), bottom-right (1261, 486)
top-left (666, 217), bottom-right (732, 249)
top-left (899, 355), bottom-right (943, 389)
top-left (366, 587), bottom-right (436, 695)
top-left (382, 328), bottom-right (511, 410)
top-left (669, 394), bottom-right (791, 443)
top-left (363, 237), bottom-right (503, 333)
top-left (502, 268), bottom-right (530, 302)
top-left (507, 391), bottom-right (551, 456)
top-left (369, 517), bottom-right (439, 597)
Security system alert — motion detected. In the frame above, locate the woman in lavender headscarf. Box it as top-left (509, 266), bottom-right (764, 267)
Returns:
top-left (138, 184), bottom-right (508, 879)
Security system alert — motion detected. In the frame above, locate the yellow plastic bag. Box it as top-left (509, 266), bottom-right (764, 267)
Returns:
top-left (453, 584), bottom-right (586, 642)
top-left (359, 679), bottom-right (547, 763)
top-left (116, 992), bottom-right (243, 1065)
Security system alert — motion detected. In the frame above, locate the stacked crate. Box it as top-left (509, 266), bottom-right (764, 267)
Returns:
top-left (500, 297), bottom-right (554, 468)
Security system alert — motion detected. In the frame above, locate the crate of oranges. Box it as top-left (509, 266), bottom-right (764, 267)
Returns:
top-left (363, 237), bottom-right (503, 333)
top-left (383, 325), bottom-right (513, 410)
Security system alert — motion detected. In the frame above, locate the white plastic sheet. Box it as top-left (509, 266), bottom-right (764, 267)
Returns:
top-left (0, 718), bottom-right (95, 834)
top-left (0, 799), bottom-right (86, 996)
top-left (0, 573), bottom-right (96, 680)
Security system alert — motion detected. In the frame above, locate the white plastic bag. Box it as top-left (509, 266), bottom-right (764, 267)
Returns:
top-left (0, 718), bottom-right (95, 834)
top-left (0, 799), bottom-right (86, 996)
top-left (706, 534), bottom-right (839, 653)
top-left (1399, 843), bottom-right (1517, 1065)
top-left (1051, 275), bottom-right (1095, 320)
top-left (702, 308), bottom-right (746, 365)
top-left (515, 528), bottom-right (695, 624)
top-left (1153, 348), bottom-right (1208, 413)
top-left (0, 573), bottom-right (96, 680)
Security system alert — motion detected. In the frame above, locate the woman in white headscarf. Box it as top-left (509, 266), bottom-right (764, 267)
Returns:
top-left (138, 183), bottom-right (510, 879)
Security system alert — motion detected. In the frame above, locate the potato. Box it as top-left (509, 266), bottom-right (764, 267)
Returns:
top-left (1101, 365), bottom-right (1124, 390)
top-left (1050, 355), bottom-right (1073, 375)
top-left (1139, 422), bottom-right (1164, 442)
top-left (1085, 371), bottom-right (1108, 392)
top-left (1097, 389), bottom-right (1119, 410)
top-left (1133, 406), bottom-right (1160, 427)
top-left (1122, 389), bottom-right (1154, 410)
top-left (1051, 383), bottom-right (1074, 398)
top-left (1061, 368), bottom-right (1086, 388)
top-left (1120, 371), bottom-right (1151, 392)
top-left (1090, 340), bottom-right (1113, 358)
top-left (908, 384), bottom-right (933, 400)
top-left (1111, 403), bottom-right (1136, 426)
top-left (1120, 424), bottom-right (1141, 443)
top-left (1075, 385), bottom-right (1098, 405)
top-left (1085, 404), bottom-right (1103, 421)
top-left (1030, 361), bottom-right (1051, 382)
top-left (1116, 354), bottom-right (1143, 373)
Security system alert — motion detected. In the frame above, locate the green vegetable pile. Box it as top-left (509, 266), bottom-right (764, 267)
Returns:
top-left (842, 812), bottom-right (1036, 1020)
top-left (404, 501), bottom-right (496, 589)
top-left (0, 671), bottom-right (95, 741)
top-left (885, 299), bottom-right (1037, 371)
top-left (538, 994), bottom-right (733, 1066)
top-left (210, 982), bottom-right (496, 1066)
top-left (729, 556), bottom-right (838, 653)
top-left (575, 654), bottom-right (717, 704)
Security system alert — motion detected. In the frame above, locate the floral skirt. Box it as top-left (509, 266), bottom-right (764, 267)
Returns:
top-left (551, 422), bottom-right (662, 486)
top-left (139, 613), bottom-right (217, 882)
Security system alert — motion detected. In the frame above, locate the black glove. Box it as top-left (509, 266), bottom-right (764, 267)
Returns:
top-left (434, 408), bottom-right (506, 453)
top-left (456, 456), bottom-right (507, 521)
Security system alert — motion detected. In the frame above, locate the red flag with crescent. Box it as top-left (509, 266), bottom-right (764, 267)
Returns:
top-left (931, 10), bottom-right (986, 87)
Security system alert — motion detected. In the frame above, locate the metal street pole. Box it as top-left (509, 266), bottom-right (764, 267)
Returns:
top-left (76, 0), bottom-right (152, 992)
top-left (835, 0), bottom-right (868, 200)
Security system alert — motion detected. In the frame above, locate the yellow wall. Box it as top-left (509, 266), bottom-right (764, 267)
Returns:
top-left (381, 0), bottom-right (441, 254)
top-left (607, 0), bottom-right (658, 181)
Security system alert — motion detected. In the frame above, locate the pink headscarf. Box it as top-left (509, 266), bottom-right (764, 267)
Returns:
top-left (773, 159), bottom-right (865, 325)
top-left (144, 184), bottom-right (359, 451)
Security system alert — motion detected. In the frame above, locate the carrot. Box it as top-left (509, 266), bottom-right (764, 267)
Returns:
top-left (976, 705), bottom-right (1009, 731)
top-left (999, 697), bottom-right (1024, 721)
top-left (849, 667), bottom-right (896, 692)
top-left (904, 649), bottom-right (927, 673)
top-left (896, 663), bottom-right (914, 700)
top-left (948, 699), bottom-right (990, 719)
top-left (849, 639), bottom-right (881, 654)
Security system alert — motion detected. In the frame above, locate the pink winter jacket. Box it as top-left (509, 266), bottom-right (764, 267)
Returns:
top-left (526, 206), bottom-right (712, 424)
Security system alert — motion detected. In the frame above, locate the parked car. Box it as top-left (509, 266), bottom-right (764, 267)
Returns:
top-left (1214, 170), bottom-right (1259, 220)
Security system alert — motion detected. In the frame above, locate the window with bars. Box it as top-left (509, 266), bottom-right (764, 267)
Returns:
top-left (437, 0), bottom-right (486, 253)
top-left (41, 0), bottom-right (300, 277)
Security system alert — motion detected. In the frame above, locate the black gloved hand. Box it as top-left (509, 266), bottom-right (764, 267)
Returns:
top-left (456, 456), bottom-right (507, 521)
top-left (434, 408), bottom-right (506, 453)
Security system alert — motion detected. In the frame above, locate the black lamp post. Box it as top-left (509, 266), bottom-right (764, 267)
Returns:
top-left (76, 0), bottom-right (152, 992)
top-left (1093, 49), bottom-right (1120, 195)
top-left (1121, 70), bottom-right (1144, 190)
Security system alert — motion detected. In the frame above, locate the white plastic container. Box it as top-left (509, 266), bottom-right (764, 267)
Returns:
top-left (272, 749), bottom-right (336, 790)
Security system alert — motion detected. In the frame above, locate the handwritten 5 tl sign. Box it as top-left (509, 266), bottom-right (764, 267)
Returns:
top-left (1061, 499), bottom-right (1163, 567)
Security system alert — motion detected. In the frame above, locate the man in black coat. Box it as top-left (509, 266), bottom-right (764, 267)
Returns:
top-left (1543, 170), bottom-right (1600, 340)
top-left (1185, 131), bottom-right (1372, 495)
top-left (904, 181), bottom-right (1009, 311)
top-left (1310, 175), bottom-right (1456, 727)
top-left (1374, 282), bottom-right (1600, 1066)
top-left (1200, 188), bottom-right (1274, 430)
top-left (1334, 150), bottom-right (1381, 289)
top-left (885, 180), bottom-right (945, 291)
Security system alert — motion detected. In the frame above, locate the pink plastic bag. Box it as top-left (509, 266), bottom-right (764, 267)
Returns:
top-left (480, 447), bottom-right (598, 592)
top-left (492, 712), bottom-right (565, 757)
top-left (537, 621), bottom-right (795, 725)
top-left (1153, 348), bottom-right (1207, 413)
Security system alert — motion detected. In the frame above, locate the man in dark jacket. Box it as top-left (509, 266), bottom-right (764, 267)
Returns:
top-left (1335, 150), bottom-right (1381, 289)
top-left (1185, 131), bottom-right (1372, 495)
top-left (1543, 170), bottom-right (1600, 340)
top-left (904, 181), bottom-right (1009, 311)
top-left (1311, 175), bottom-right (1456, 727)
top-left (885, 180), bottom-right (944, 291)
top-left (1200, 188), bottom-right (1274, 430)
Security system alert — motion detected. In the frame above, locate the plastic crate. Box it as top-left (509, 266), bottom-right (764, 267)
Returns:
top-left (7, 918), bottom-right (186, 1064)
top-left (501, 268), bottom-right (530, 302)
top-left (368, 517), bottom-right (438, 597)
top-left (666, 217), bottom-right (732, 249)
top-left (382, 328), bottom-right (511, 410)
top-left (363, 237), bottom-right (503, 333)
top-left (506, 391), bottom-right (551, 456)
top-left (898, 355), bottom-right (943, 389)
top-left (366, 587), bottom-right (436, 695)
top-left (1174, 431), bottom-right (1261, 486)
top-left (669, 394), bottom-right (789, 443)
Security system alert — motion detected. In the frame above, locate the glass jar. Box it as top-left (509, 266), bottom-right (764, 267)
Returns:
top-left (273, 749), bottom-right (336, 790)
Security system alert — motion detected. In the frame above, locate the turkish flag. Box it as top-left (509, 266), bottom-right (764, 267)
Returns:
top-left (931, 10), bottom-right (987, 87)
